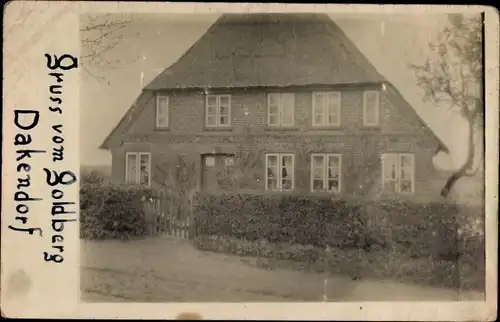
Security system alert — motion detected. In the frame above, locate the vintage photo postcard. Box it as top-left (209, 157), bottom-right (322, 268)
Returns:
top-left (2, 2), bottom-right (498, 320)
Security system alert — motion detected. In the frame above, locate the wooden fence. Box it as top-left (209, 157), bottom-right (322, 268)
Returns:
top-left (142, 191), bottom-right (194, 240)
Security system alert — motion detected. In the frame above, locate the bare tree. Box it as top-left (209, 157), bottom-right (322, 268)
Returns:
top-left (80, 13), bottom-right (140, 82)
top-left (411, 14), bottom-right (483, 198)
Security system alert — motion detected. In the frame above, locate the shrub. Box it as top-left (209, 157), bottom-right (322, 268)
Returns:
top-left (194, 193), bottom-right (484, 262)
top-left (366, 200), bottom-right (485, 261)
top-left (80, 182), bottom-right (158, 239)
top-left (194, 193), bottom-right (365, 248)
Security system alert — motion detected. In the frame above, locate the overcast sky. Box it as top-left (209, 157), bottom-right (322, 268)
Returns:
top-left (80, 13), bottom-right (479, 171)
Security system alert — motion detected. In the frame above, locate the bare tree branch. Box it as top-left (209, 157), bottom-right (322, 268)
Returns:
top-left (80, 13), bottom-right (140, 83)
top-left (411, 14), bottom-right (483, 198)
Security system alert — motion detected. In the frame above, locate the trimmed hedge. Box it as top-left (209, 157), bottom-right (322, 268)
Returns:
top-left (80, 182), bottom-right (158, 239)
top-left (193, 193), bottom-right (485, 260)
top-left (194, 194), bottom-right (364, 248)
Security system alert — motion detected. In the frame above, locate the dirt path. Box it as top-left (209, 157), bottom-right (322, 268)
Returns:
top-left (80, 236), bottom-right (483, 302)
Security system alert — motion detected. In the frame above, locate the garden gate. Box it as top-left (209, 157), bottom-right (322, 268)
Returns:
top-left (144, 190), bottom-right (198, 240)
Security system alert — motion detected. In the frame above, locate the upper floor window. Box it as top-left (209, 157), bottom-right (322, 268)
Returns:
top-left (363, 90), bottom-right (380, 126)
top-left (268, 93), bottom-right (295, 127)
top-left (382, 153), bottom-right (414, 194)
top-left (156, 95), bottom-right (169, 128)
top-left (312, 92), bottom-right (341, 126)
top-left (206, 94), bottom-right (231, 127)
top-left (266, 153), bottom-right (294, 191)
top-left (126, 152), bottom-right (151, 186)
top-left (311, 154), bottom-right (342, 192)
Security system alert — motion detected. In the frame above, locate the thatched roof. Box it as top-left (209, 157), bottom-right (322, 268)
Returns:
top-left (101, 13), bottom-right (449, 153)
top-left (145, 13), bottom-right (387, 90)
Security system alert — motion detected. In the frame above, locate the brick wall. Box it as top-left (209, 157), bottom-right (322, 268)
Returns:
top-left (112, 86), bottom-right (447, 201)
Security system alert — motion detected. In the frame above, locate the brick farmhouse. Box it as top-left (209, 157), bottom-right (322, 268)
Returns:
top-left (100, 13), bottom-right (450, 202)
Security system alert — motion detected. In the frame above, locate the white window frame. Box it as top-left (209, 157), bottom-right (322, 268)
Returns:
top-left (312, 92), bottom-right (341, 126)
top-left (155, 94), bottom-right (169, 128)
top-left (381, 153), bottom-right (415, 194)
top-left (265, 153), bottom-right (295, 191)
top-left (205, 94), bottom-right (231, 127)
top-left (267, 93), bottom-right (295, 127)
top-left (125, 152), bottom-right (151, 186)
top-left (363, 90), bottom-right (380, 126)
top-left (310, 154), bottom-right (342, 193)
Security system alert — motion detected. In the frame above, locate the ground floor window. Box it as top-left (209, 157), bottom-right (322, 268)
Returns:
top-left (311, 154), bottom-right (342, 192)
top-left (125, 152), bottom-right (151, 186)
top-left (265, 153), bottom-right (295, 191)
top-left (382, 153), bottom-right (415, 194)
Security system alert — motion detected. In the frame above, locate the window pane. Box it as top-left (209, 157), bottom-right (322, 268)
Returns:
top-left (328, 155), bottom-right (339, 169)
top-left (315, 113), bottom-right (324, 125)
top-left (139, 154), bottom-right (150, 185)
top-left (207, 95), bottom-right (217, 106)
top-left (127, 154), bottom-right (137, 183)
top-left (281, 94), bottom-right (294, 125)
top-left (328, 166), bottom-right (339, 180)
top-left (328, 106), bottom-right (339, 124)
top-left (207, 104), bottom-right (216, 115)
top-left (365, 107), bottom-right (377, 123)
top-left (267, 179), bottom-right (278, 190)
top-left (269, 94), bottom-right (279, 106)
top-left (220, 105), bottom-right (228, 116)
top-left (313, 155), bottom-right (324, 168)
top-left (157, 100), bottom-right (167, 113)
top-left (157, 97), bottom-right (168, 127)
top-left (313, 179), bottom-right (324, 191)
top-left (158, 96), bottom-right (168, 108)
top-left (364, 91), bottom-right (379, 124)
top-left (267, 155), bottom-right (277, 167)
top-left (219, 95), bottom-right (230, 106)
top-left (282, 156), bottom-right (293, 179)
top-left (267, 167), bottom-right (277, 178)
top-left (328, 180), bottom-right (339, 192)
top-left (327, 93), bottom-right (340, 124)
top-left (314, 93), bottom-right (325, 124)
top-left (269, 114), bottom-right (278, 125)
top-left (157, 114), bottom-right (168, 127)
top-left (383, 154), bottom-right (397, 179)
top-left (366, 91), bottom-right (378, 104)
top-left (313, 166), bottom-right (324, 179)
top-left (282, 179), bottom-right (292, 190)
top-left (400, 155), bottom-right (413, 168)
top-left (206, 115), bottom-right (216, 126)
top-left (220, 116), bottom-right (229, 125)
top-left (400, 180), bottom-right (412, 193)
top-left (400, 167), bottom-right (410, 180)
top-left (328, 113), bottom-right (338, 125)
top-left (282, 105), bottom-right (294, 125)
top-left (269, 104), bottom-right (279, 115)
